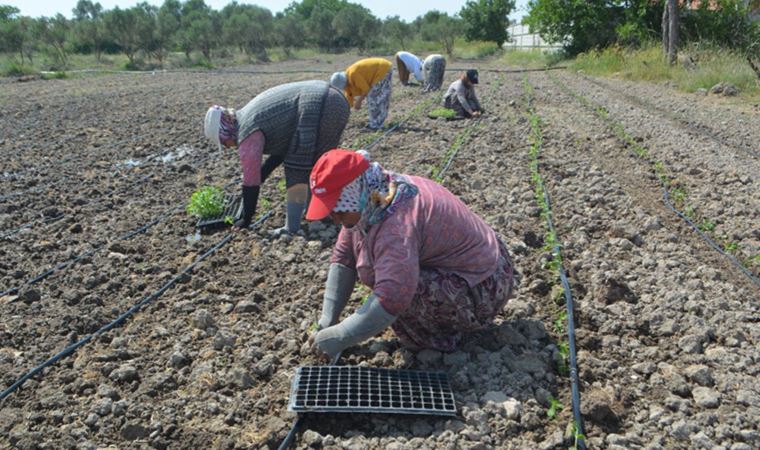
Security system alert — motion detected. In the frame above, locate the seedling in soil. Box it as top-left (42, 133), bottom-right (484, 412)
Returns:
top-left (746, 254), bottom-right (760, 267)
top-left (428, 108), bottom-right (457, 119)
top-left (698, 219), bottom-right (716, 232)
top-left (556, 341), bottom-right (570, 376)
top-left (683, 204), bottom-right (696, 219)
top-left (277, 178), bottom-right (286, 195)
top-left (568, 421), bottom-right (586, 450)
top-left (224, 215), bottom-right (234, 225)
top-left (309, 321), bottom-right (319, 332)
top-left (724, 241), bottom-right (739, 254)
top-left (670, 187), bottom-right (686, 206)
top-left (186, 186), bottom-right (225, 219)
top-left (547, 395), bottom-right (564, 419)
top-left (554, 309), bottom-right (568, 334)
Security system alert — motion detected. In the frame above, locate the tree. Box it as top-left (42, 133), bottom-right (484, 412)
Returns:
top-left (332, 3), bottom-right (379, 51)
top-left (526, 0), bottom-right (619, 55)
top-left (72, 0), bottom-right (105, 60)
top-left (420, 11), bottom-right (462, 57)
top-left (460, 0), bottom-right (515, 46)
top-left (39, 13), bottom-right (71, 67)
top-left (222, 2), bottom-right (273, 59)
top-left (662, 0), bottom-right (678, 64)
top-left (178, 0), bottom-right (219, 60)
top-left (156, 0), bottom-right (182, 65)
top-left (383, 16), bottom-right (411, 50)
top-left (273, 11), bottom-right (304, 57)
top-left (103, 7), bottom-right (140, 63)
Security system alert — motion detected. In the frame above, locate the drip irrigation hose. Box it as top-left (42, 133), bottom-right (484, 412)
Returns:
top-left (662, 189), bottom-right (760, 288)
top-left (543, 191), bottom-right (587, 450)
top-left (0, 205), bottom-right (183, 298)
top-left (576, 74), bottom-right (758, 159)
top-left (0, 211), bottom-right (272, 403)
top-left (0, 214), bottom-right (65, 240)
top-left (524, 76), bottom-right (586, 448)
top-left (548, 74), bottom-right (760, 289)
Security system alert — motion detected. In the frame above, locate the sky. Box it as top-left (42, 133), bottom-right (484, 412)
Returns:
top-left (3, 0), bottom-right (530, 22)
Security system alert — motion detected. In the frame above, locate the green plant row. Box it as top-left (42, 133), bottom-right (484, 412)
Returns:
top-left (523, 79), bottom-right (590, 449)
top-left (547, 73), bottom-right (759, 273)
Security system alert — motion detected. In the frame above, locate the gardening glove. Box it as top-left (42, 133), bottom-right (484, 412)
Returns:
top-left (318, 263), bottom-right (357, 329)
top-left (314, 294), bottom-right (397, 359)
top-left (234, 185), bottom-right (260, 229)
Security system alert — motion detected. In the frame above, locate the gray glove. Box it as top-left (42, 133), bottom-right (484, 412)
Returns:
top-left (314, 293), bottom-right (397, 358)
top-left (318, 263), bottom-right (357, 329)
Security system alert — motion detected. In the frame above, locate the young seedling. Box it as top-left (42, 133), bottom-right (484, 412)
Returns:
top-left (186, 186), bottom-right (225, 219)
top-left (547, 395), bottom-right (564, 419)
top-left (698, 218), bottom-right (716, 232)
top-left (724, 241), bottom-right (738, 254)
top-left (568, 421), bottom-right (586, 450)
top-left (224, 215), bottom-right (234, 225)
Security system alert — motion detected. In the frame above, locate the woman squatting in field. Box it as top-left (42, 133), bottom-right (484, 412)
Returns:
top-left (204, 80), bottom-right (349, 234)
top-left (330, 57), bottom-right (393, 130)
top-left (306, 149), bottom-right (517, 358)
top-left (443, 69), bottom-right (484, 118)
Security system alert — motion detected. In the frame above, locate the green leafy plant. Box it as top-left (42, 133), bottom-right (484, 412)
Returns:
top-left (556, 341), bottom-right (570, 376)
top-left (309, 321), bottom-right (319, 332)
top-left (698, 219), bottom-right (715, 232)
top-left (683, 204), bottom-right (696, 219)
top-left (744, 254), bottom-right (760, 267)
top-left (428, 107), bottom-right (457, 119)
top-left (568, 421), bottom-right (586, 450)
top-left (724, 241), bottom-right (738, 254)
top-left (186, 186), bottom-right (225, 219)
top-left (547, 395), bottom-right (564, 419)
top-left (224, 215), bottom-right (235, 225)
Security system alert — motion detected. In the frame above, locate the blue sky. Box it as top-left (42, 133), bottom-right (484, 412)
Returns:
top-left (4, 0), bottom-right (530, 22)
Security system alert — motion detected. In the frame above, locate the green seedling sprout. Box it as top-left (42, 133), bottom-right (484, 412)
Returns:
top-left (724, 241), bottom-right (738, 254)
top-left (428, 108), bottom-right (457, 119)
top-left (547, 395), bottom-right (564, 419)
top-left (698, 219), bottom-right (715, 232)
top-left (224, 215), bottom-right (234, 226)
top-left (186, 186), bottom-right (225, 219)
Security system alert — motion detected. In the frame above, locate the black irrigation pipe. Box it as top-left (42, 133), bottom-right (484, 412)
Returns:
top-left (576, 74), bottom-right (758, 159)
top-left (446, 66), bottom-right (567, 73)
top-left (0, 204), bottom-right (183, 298)
top-left (663, 189), bottom-right (760, 287)
top-left (548, 74), bottom-right (760, 289)
top-left (523, 77), bottom-right (586, 449)
top-left (543, 191), bottom-right (587, 450)
top-left (0, 211), bottom-right (272, 403)
top-left (0, 214), bottom-right (65, 240)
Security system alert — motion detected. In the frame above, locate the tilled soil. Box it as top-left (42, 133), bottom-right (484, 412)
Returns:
top-left (0, 59), bottom-right (758, 450)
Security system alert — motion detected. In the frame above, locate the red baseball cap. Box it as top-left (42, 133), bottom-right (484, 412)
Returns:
top-left (306, 149), bottom-right (369, 220)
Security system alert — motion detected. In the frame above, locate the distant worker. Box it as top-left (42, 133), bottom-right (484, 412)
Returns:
top-left (330, 57), bottom-right (393, 130)
top-left (395, 51), bottom-right (424, 86)
top-left (306, 149), bottom-right (517, 358)
top-left (203, 80), bottom-right (349, 234)
top-left (443, 69), bottom-right (483, 118)
top-left (422, 54), bottom-right (446, 92)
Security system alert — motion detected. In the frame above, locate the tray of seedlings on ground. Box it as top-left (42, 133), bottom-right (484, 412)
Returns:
top-left (186, 185), bottom-right (242, 231)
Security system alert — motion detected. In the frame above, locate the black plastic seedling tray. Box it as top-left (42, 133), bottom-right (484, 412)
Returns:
top-left (196, 194), bottom-right (243, 231)
top-left (288, 366), bottom-right (457, 416)
top-left (427, 112), bottom-right (465, 121)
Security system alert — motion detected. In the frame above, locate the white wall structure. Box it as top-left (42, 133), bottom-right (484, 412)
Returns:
top-left (504, 24), bottom-right (566, 52)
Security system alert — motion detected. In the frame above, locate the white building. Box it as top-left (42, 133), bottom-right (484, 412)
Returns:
top-left (504, 24), bottom-right (565, 52)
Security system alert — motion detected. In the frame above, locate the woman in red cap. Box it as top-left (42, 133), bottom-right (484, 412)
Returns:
top-left (306, 149), bottom-right (516, 358)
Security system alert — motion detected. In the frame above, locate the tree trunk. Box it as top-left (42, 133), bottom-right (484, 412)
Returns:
top-left (661, 1), bottom-right (669, 57)
top-left (667, 0), bottom-right (678, 65)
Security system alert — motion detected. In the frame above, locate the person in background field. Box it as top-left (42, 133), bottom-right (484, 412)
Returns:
top-left (422, 54), bottom-right (446, 92)
top-left (395, 51), bottom-right (424, 86)
top-left (305, 149), bottom-right (517, 358)
top-left (203, 80), bottom-right (349, 235)
top-left (330, 57), bottom-right (393, 130)
top-left (443, 69), bottom-right (483, 118)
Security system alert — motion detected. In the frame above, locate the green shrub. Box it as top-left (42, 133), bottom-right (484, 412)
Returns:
top-left (186, 186), bottom-right (225, 219)
top-left (2, 62), bottom-right (36, 77)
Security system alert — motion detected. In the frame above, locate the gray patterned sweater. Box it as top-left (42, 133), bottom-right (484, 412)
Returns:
top-left (236, 80), bottom-right (330, 171)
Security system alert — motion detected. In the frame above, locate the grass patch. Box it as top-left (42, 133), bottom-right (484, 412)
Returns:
top-left (453, 39), bottom-right (503, 59)
top-left (570, 43), bottom-right (760, 98)
top-left (500, 49), bottom-right (566, 69)
top-left (1, 61), bottom-right (36, 77)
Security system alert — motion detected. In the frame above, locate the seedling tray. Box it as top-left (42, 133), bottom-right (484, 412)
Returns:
top-left (196, 194), bottom-right (243, 231)
top-left (427, 112), bottom-right (465, 121)
top-left (288, 366), bottom-right (457, 416)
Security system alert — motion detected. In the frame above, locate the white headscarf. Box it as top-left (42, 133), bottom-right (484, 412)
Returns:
top-left (204, 106), bottom-right (222, 150)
